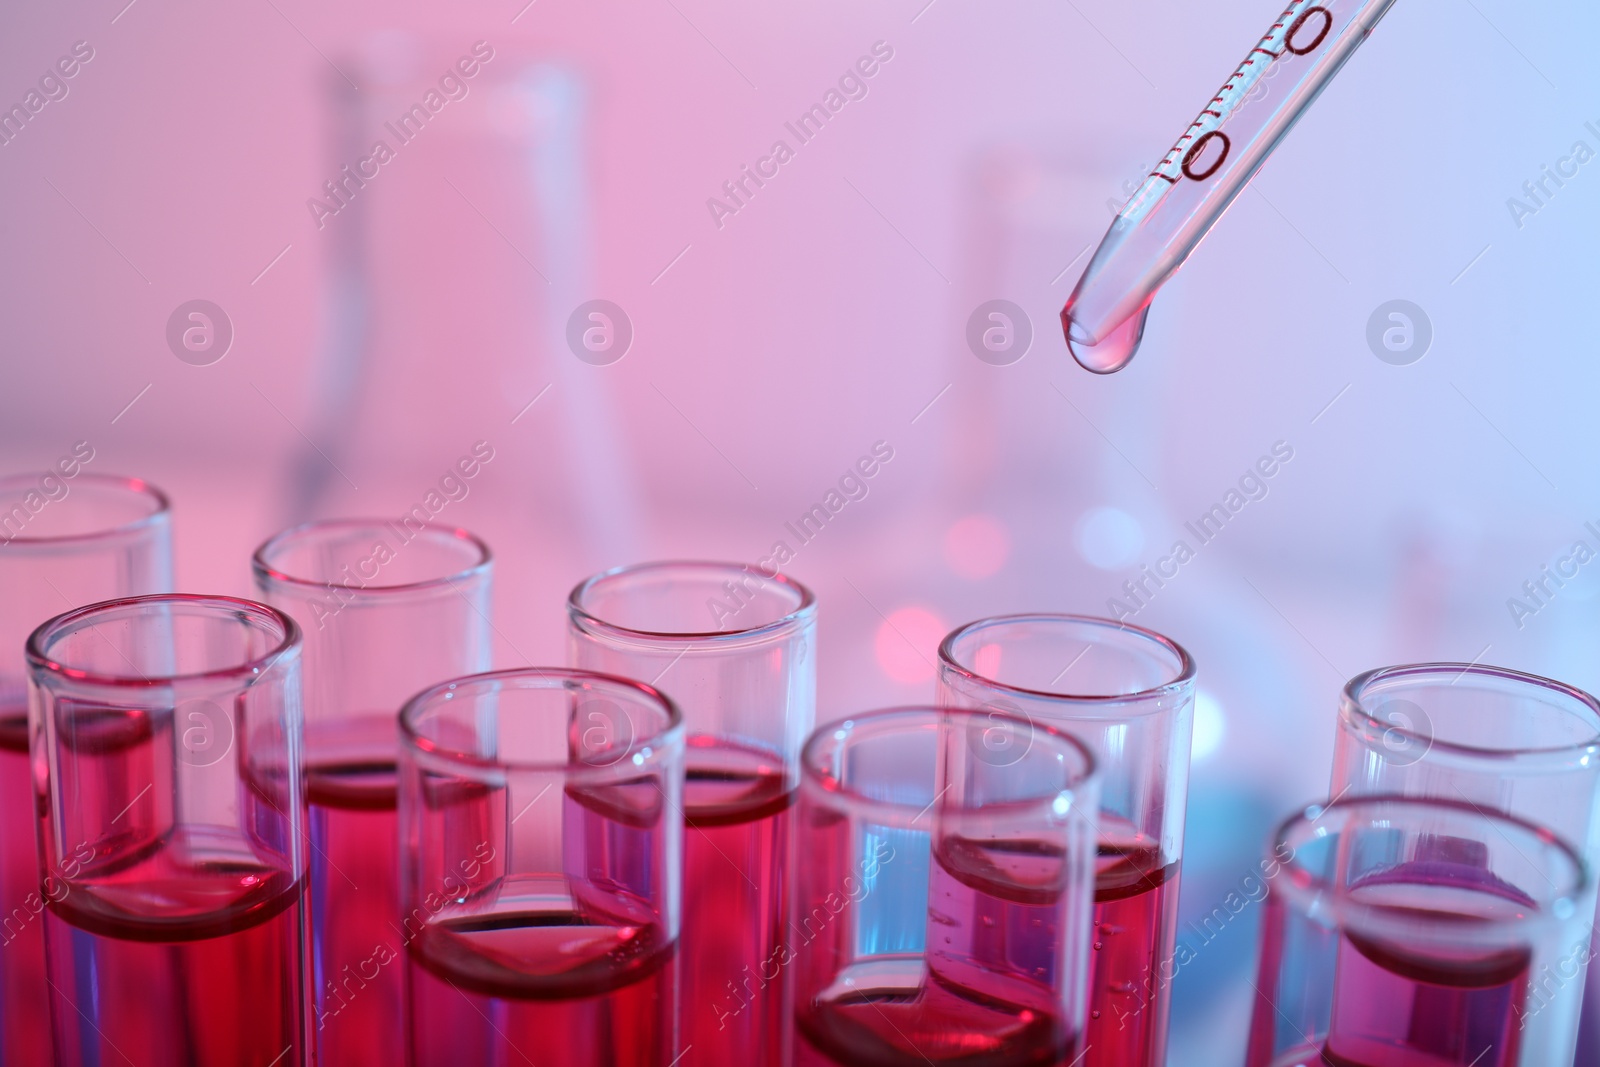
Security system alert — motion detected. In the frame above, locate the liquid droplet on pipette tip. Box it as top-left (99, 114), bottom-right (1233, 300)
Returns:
top-left (1062, 304), bottom-right (1150, 375)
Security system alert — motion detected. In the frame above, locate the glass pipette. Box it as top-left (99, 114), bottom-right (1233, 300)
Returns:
top-left (1062, 0), bottom-right (1401, 373)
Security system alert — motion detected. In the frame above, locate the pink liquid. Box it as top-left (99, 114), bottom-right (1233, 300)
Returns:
top-left (307, 762), bottom-right (401, 1064)
top-left (1063, 303), bottom-right (1152, 375)
top-left (44, 834), bottom-right (307, 1066)
top-left (304, 713), bottom-right (404, 1067)
top-left (1084, 840), bottom-right (1180, 1067)
top-left (679, 737), bottom-right (794, 1066)
top-left (1264, 856), bottom-right (1534, 1067)
top-left (407, 907), bottom-right (675, 1066)
top-left (796, 834), bottom-right (1080, 1067)
top-left (0, 689), bottom-right (51, 1067)
top-left (405, 774), bottom-right (676, 1066)
top-left (1322, 860), bottom-right (1532, 1067)
top-left (39, 696), bottom-right (308, 1066)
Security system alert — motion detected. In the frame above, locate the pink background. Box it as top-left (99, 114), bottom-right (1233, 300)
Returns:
top-left (3, 0), bottom-right (1598, 1055)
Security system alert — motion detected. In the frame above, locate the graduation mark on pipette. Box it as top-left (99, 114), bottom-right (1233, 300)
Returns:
top-left (1062, 0), bottom-right (1400, 373)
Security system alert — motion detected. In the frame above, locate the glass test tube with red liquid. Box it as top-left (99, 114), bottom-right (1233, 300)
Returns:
top-left (253, 519), bottom-right (492, 1066)
top-left (398, 668), bottom-right (685, 1066)
top-left (1330, 663), bottom-right (1600, 1060)
top-left (792, 706), bottom-right (1100, 1066)
top-left (568, 561), bottom-right (816, 1066)
top-left (938, 615), bottom-right (1195, 1067)
top-left (0, 472), bottom-right (171, 1067)
top-left (1246, 795), bottom-right (1591, 1067)
top-left (26, 594), bottom-right (311, 1065)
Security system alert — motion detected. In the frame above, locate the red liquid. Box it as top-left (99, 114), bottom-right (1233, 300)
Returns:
top-left (1322, 861), bottom-right (1532, 1067)
top-left (407, 905), bottom-right (675, 1066)
top-left (36, 696), bottom-right (308, 1066)
top-left (44, 828), bottom-right (307, 1066)
top-left (0, 690), bottom-right (51, 1067)
top-left (306, 757), bottom-right (402, 1066)
top-left (302, 713), bottom-right (405, 1067)
top-left (1083, 837), bottom-right (1180, 1067)
top-left (405, 778), bottom-right (676, 1066)
top-left (680, 738), bottom-right (794, 1067)
top-left (1263, 857), bottom-right (1534, 1067)
top-left (796, 835), bottom-right (1080, 1067)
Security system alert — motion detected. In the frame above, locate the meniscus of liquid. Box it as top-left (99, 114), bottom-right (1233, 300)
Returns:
top-left (1062, 0), bottom-right (1401, 373)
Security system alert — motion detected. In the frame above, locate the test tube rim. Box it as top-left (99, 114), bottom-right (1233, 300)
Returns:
top-left (798, 705), bottom-right (1099, 826)
top-left (398, 665), bottom-right (685, 778)
top-left (938, 612), bottom-right (1196, 711)
top-left (251, 517), bottom-right (493, 597)
top-left (1268, 793), bottom-right (1589, 941)
top-left (0, 472), bottom-right (170, 548)
top-left (1342, 662), bottom-right (1600, 766)
top-left (568, 559), bottom-right (816, 644)
top-left (25, 592), bottom-right (301, 689)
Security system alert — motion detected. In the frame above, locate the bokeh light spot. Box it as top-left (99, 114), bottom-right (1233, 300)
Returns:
top-left (874, 606), bottom-right (947, 686)
top-left (1076, 506), bottom-right (1144, 570)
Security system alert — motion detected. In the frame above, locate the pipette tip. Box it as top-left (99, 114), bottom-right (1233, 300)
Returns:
top-left (1062, 304), bottom-right (1149, 376)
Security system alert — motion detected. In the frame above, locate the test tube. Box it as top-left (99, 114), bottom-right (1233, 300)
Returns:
top-left (399, 667), bottom-right (684, 1065)
top-left (1245, 795), bottom-right (1590, 1067)
top-left (568, 561), bottom-right (816, 1065)
top-left (937, 614), bottom-right (1195, 1067)
top-left (793, 706), bottom-right (1100, 1065)
top-left (26, 594), bottom-right (309, 1065)
top-left (1330, 663), bottom-right (1600, 1060)
top-left (0, 472), bottom-right (171, 1067)
top-left (252, 519), bottom-right (492, 1065)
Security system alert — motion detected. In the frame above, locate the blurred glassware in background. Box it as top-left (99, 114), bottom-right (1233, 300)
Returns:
top-left (253, 518), bottom-right (492, 1065)
top-left (938, 614), bottom-right (1195, 1067)
top-left (27, 595), bottom-right (309, 1066)
top-left (398, 668), bottom-right (683, 1066)
top-left (1331, 663), bottom-right (1600, 1062)
top-left (293, 38), bottom-right (642, 564)
top-left (1246, 795), bottom-right (1590, 1067)
top-left (569, 561), bottom-right (815, 1065)
top-left (0, 471), bottom-right (172, 1067)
